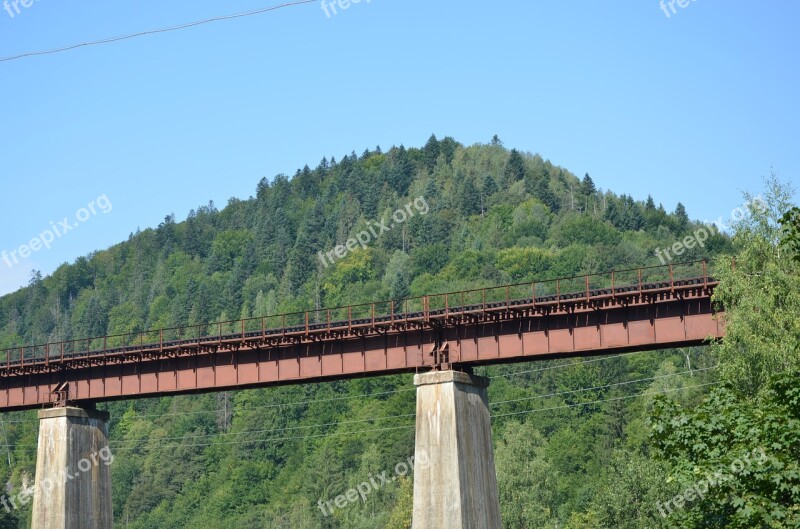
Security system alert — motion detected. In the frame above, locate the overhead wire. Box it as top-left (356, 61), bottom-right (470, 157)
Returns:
top-left (110, 366), bottom-right (716, 446)
top-left (1, 366), bottom-right (717, 451)
top-left (103, 380), bottom-right (723, 452)
top-left (489, 349), bottom-right (667, 379)
top-left (107, 412), bottom-right (417, 445)
top-left (490, 366), bottom-right (717, 406)
top-left (0, 347), bottom-right (709, 426)
top-left (0, 0), bottom-right (317, 64)
top-left (121, 386), bottom-right (417, 420)
top-left (104, 349), bottom-right (690, 422)
top-left (491, 381), bottom-right (720, 419)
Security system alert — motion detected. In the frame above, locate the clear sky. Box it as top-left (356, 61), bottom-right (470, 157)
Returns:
top-left (0, 0), bottom-right (798, 296)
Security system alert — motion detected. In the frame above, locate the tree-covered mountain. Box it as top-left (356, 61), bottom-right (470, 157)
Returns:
top-left (0, 136), bottom-right (795, 528)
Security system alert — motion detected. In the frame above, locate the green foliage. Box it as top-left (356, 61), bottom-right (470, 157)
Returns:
top-left (780, 206), bottom-right (800, 262)
top-left (495, 247), bottom-right (554, 281)
top-left (1, 136), bottom-right (779, 529)
top-left (582, 449), bottom-right (675, 529)
top-left (383, 477), bottom-right (413, 529)
top-left (504, 149), bottom-right (527, 186)
top-left (0, 506), bottom-right (18, 529)
top-left (495, 421), bottom-right (559, 528)
top-left (711, 178), bottom-right (800, 396)
top-left (552, 213), bottom-right (622, 247)
top-left (674, 202), bottom-right (689, 232)
top-left (647, 175), bottom-right (800, 529)
top-left (580, 173), bottom-right (596, 196)
top-left (649, 373), bottom-right (800, 528)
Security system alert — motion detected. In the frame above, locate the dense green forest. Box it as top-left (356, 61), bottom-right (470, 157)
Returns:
top-left (0, 136), bottom-right (797, 528)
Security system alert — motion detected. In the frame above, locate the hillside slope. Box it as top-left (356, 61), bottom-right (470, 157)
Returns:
top-left (0, 136), bottom-right (729, 528)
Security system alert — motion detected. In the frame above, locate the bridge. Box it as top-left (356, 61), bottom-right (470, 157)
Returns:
top-left (1, 260), bottom-right (724, 529)
top-left (0, 260), bottom-right (721, 411)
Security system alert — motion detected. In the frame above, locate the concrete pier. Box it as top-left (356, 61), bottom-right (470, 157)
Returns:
top-left (31, 407), bottom-right (113, 529)
top-left (412, 371), bottom-right (502, 529)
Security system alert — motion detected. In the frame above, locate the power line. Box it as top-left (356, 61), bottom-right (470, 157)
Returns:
top-left (99, 381), bottom-right (721, 452)
top-left (108, 412), bottom-right (416, 445)
top-left (112, 386), bottom-right (417, 420)
top-left (115, 351), bottom-right (673, 421)
top-left (491, 381), bottom-right (720, 420)
top-left (490, 366), bottom-right (717, 406)
top-left (107, 367), bottom-right (713, 446)
top-left (0, 348), bottom-right (702, 426)
top-left (0, 0), bottom-right (317, 64)
top-left (2, 380), bottom-right (718, 452)
top-left (110, 423), bottom-right (418, 452)
top-left (0, 385), bottom-right (417, 425)
top-left (488, 348), bottom-right (692, 380)
top-left (2, 366), bottom-right (715, 451)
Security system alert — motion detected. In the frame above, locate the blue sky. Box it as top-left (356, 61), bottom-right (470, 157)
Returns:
top-left (0, 0), bottom-right (798, 295)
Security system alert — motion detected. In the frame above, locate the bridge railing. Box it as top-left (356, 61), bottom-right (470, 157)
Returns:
top-left (0, 260), bottom-right (714, 368)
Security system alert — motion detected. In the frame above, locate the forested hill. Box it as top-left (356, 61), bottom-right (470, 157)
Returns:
top-left (0, 135), bottom-right (746, 528)
top-left (0, 135), bottom-right (729, 349)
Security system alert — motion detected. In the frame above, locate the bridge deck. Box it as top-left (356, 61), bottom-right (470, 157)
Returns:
top-left (0, 261), bottom-right (723, 411)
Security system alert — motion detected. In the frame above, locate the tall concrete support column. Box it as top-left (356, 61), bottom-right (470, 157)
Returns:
top-left (31, 407), bottom-right (113, 529)
top-left (412, 371), bottom-right (502, 529)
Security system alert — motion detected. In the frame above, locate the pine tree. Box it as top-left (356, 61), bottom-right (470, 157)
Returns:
top-left (505, 149), bottom-right (527, 185)
top-left (439, 136), bottom-right (459, 165)
top-left (457, 174), bottom-right (481, 216)
top-left (423, 134), bottom-right (440, 172)
top-left (481, 174), bottom-right (498, 215)
top-left (528, 168), bottom-right (558, 212)
top-left (389, 145), bottom-right (414, 195)
top-left (674, 202), bottom-right (689, 231)
top-left (285, 229), bottom-right (315, 295)
top-left (295, 164), bottom-right (320, 200)
top-left (581, 173), bottom-right (596, 196)
top-left (483, 174), bottom-right (498, 196)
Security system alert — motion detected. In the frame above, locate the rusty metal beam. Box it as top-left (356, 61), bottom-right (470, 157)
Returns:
top-left (0, 290), bottom-right (723, 412)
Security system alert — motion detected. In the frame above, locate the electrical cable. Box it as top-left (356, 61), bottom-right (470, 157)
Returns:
top-left (107, 412), bottom-right (417, 445)
top-left (491, 381), bottom-right (720, 419)
top-left (0, 348), bottom-right (708, 425)
top-left (0, 0), bottom-right (316, 63)
top-left (3, 381), bottom-right (721, 452)
top-left (490, 366), bottom-right (716, 406)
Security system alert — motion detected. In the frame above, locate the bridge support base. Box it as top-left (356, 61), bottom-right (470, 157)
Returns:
top-left (31, 407), bottom-right (113, 529)
top-left (412, 371), bottom-right (502, 529)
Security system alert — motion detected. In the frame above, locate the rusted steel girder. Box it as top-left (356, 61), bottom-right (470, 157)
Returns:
top-left (0, 276), bottom-right (723, 412)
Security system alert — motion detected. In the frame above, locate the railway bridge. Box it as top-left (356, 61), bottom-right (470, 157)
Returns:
top-left (0, 260), bottom-right (724, 529)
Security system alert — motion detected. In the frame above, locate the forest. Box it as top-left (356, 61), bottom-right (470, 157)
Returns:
top-left (0, 135), bottom-right (797, 528)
